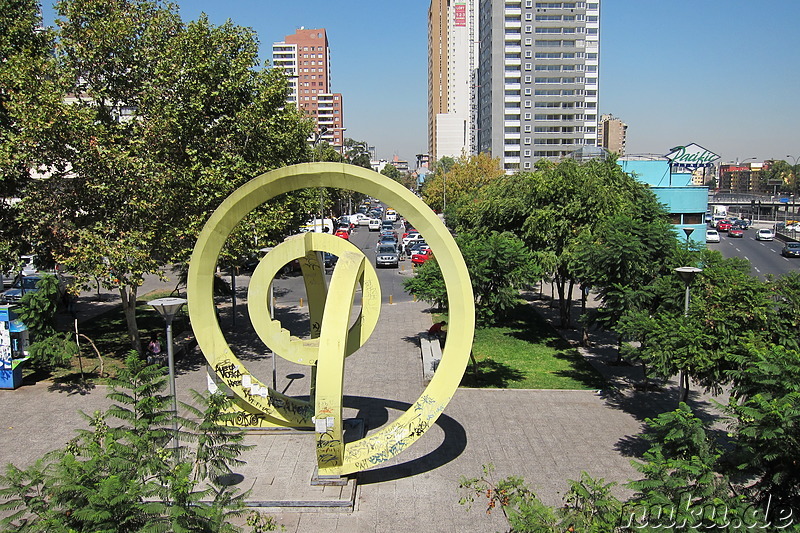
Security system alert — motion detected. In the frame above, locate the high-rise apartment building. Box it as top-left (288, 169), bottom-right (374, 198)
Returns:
top-left (428, 0), bottom-right (479, 163)
top-left (273, 28), bottom-right (344, 149)
top-left (477, 0), bottom-right (600, 172)
top-left (598, 114), bottom-right (627, 155)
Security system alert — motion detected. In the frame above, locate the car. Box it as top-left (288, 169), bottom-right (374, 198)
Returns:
top-left (402, 232), bottom-right (425, 248)
top-left (375, 244), bottom-right (399, 268)
top-left (334, 229), bottom-right (350, 240)
top-left (717, 220), bottom-right (732, 232)
top-left (385, 209), bottom-right (397, 222)
top-left (368, 218), bottom-right (381, 231)
top-left (411, 248), bottom-right (434, 267)
top-left (323, 252), bottom-right (338, 269)
top-left (756, 228), bottom-right (775, 241)
top-left (381, 220), bottom-right (394, 231)
top-left (732, 219), bottom-right (750, 230)
top-left (728, 228), bottom-right (744, 238)
top-left (0, 274), bottom-right (67, 304)
top-left (782, 242), bottom-right (800, 257)
top-left (706, 229), bottom-right (720, 243)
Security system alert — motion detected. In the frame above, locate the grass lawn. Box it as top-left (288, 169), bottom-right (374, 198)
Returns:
top-left (457, 302), bottom-right (604, 390)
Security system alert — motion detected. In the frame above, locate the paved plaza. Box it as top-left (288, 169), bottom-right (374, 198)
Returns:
top-left (0, 275), bottom-right (726, 532)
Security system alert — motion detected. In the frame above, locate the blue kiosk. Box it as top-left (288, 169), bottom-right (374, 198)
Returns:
top-left (1, 305), bottom-right (30, 389)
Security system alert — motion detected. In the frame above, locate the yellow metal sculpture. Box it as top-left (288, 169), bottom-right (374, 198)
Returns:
top-left (187, 162), bottom-right (475, 475)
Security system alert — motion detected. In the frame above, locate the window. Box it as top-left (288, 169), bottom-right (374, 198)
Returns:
top-left (524, 162), bottom-right (531, 169)
top-left (524, 137), bottom-right (531, 145)
top-left (525, 13), bottom-right (533, 21)
top-left (524, 125), bottom-right (532, 132)
top-left (525, 75), bottom-right (532, 82)
top-left (525, 25), bottom-right (532, 33)
top-left (525, 50), bottom-right (533, 58)
top-left (524, 113), bottom-right (532, 120)
top-left (524, 149), bottom-right (532, 157)
top-left (524, 100), bottom-right (532, 107)
top-left (526, 0), bottom-right (533, 6)
top-left (524, 63), bottom-right (532, 70)
top-left (524, 88), bottom-right (532, 95)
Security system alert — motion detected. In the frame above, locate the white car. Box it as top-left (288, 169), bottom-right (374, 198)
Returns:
top-left (706, 230), bottom-right (720, 243)
top-left (368, 218), bottom-right (381, 231)
top-left (756, 229), bottom-right (775, 241)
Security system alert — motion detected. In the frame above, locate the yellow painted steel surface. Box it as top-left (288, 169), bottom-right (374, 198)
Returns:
top-left (187, 162), bottom-right (475, 475)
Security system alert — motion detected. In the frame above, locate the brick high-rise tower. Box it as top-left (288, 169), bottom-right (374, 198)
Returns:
top-left (273, 28), bottom-right (344, 150)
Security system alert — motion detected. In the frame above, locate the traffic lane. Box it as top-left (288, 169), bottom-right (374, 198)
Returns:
top-left (348, 222), bottom-right (415, 304)
top-left (711, 230), bottom-right (799, 280)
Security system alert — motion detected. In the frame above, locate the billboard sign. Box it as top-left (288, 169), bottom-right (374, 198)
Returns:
top-left (454, 3), bottom-right (466, 26)
top-left (665, 143), bottom-right (720, 169)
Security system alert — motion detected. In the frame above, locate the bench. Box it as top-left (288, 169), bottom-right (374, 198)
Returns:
top-left (420, 332), bottom-right (443, 384)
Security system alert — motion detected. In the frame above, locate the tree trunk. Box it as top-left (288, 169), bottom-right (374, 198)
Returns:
top-left (119, 284), bottom-right (141, 354)
top-left (678, 371), bottom-right (689, 404)
top-left (555, 276), bottom-right (569, 328)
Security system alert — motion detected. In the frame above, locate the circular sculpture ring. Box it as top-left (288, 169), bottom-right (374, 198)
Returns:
top-left (187, 162), bottom-right (475, 475)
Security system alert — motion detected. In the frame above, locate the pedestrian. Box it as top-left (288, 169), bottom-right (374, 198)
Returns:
top-left (147, 333), bottom-right (163, 365)
top-left (428, 320), bottom-right (446, 339)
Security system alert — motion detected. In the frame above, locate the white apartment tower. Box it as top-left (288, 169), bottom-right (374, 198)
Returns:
top-left (428, 0), bottom-right (479, 162)
top-left (477, 0), bottom-right (600, 172)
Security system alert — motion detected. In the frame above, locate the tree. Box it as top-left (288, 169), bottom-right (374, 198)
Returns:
top-left (616, 249), bottom-right (775, 402)
top-left (422, 153), bottom-right (504, 214)
top-left (0, 0), bottom-right (58, 267)
top-left (0, 352), bottom-right (254, 531)
top-left (380, 162), bottom-right (402, 182)
top-left (342, 138), bottom-right (372, 169)
top-left (725, 343), bottom-right (800, 511)
top-left (15, 274), bottom-right (77, 370)
top-left (12, 1), bottom-right (315, 353)
top-left (458, 232), bottom-right (540, 326)
top-left (403, 258), bottom-right (447, 310)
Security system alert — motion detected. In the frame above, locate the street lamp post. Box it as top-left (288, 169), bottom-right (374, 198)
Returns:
top-left (674, 267), bottom-right (702, 404)
top-left (682, 227), bottom-right (695, 250)
top-left (148, 297), bottom-right (187, 453)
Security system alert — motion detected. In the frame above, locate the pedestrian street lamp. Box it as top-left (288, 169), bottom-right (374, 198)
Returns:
top-left (681, 227), bottom-right (695, 250)
top-left (148, 296), bottom-right (187, 453)
top-left (674, 267), bottom-right (702, 403)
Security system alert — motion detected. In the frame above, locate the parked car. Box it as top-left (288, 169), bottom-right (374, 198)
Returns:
top-left (728, 228), bottom-right (744, 238)
top-left (782, 242), bottom-right (800, 257)
top-left (402, 232), bottom-right (425, 248)
top-left (706, 229), bottom-right (720, 243)
top-left (717, 220), bottom-right (732, 232)
top-left (323, 252), bottom-right (338, 269)
top-left (368, 218), bottom-right (381, 231)
top-left (756, 228), bottom-right (775, 241)
top-left (375, 244), bottom-right (399, 268)
top-left (0, 274), bottom-right (67, 303)
top-left (411, 248), bottom-right (434, 267)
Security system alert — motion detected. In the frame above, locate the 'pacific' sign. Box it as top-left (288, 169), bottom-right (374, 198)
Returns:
top-left (665, 143), bottom-right (720, 169)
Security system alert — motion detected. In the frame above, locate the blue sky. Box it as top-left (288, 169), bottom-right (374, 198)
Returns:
top-left (42, 1), bottom-right (800, 166)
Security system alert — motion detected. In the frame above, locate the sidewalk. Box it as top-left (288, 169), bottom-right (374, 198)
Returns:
top-left (1, 278), bottom-right (728, 532)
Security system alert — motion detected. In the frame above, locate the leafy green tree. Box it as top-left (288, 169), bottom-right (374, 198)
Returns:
top-left (15, 274), bottom-right (77, 370)
top-left (0, 352), bottom-right (255, 531)
top-left (403, 258), bottom-right (447, 310)
top-left (13, 1), bottom-right (315, 353)
top-left (0, 0), bottom-right (57, 265)
top-left (458, 232), bottom-right (540, 326)
top-left (618, 251), bottom-right (773, 401)
top-left (572, 214), bottom-right (677, 349)
top-left (342, 138), bottom-right (372, 169)
top-left (725, 344), bottom-right (800, 511)
top-left (380, 162), bottom-right (402, 181)
top-left (421, 153), bottom-right (504, 215)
